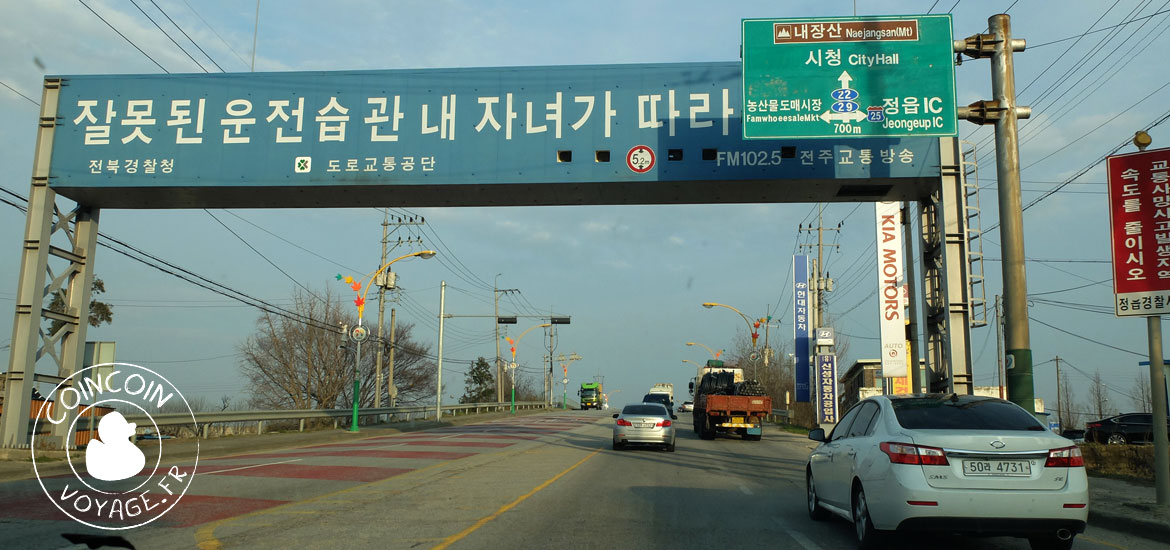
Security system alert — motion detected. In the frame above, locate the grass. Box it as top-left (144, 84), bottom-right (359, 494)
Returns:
top-left (1079, 442), bottom-right (1156, 481)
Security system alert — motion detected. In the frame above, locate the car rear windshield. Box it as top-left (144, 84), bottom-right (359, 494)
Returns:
top-left (643, 394), bottom-right (669, 404)
top-left (891, 397), bottom-right (1045, 430)
top-left (623, 405), bottom-right (666, 415)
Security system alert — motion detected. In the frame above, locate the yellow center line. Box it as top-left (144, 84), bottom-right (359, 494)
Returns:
top-left (430, 447), bottom-right (602, 550)
top-left (1080, 534), bottom-right (1127, 550)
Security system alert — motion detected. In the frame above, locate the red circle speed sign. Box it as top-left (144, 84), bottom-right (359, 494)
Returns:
top-left (626, 145), bottom-right (655, 173)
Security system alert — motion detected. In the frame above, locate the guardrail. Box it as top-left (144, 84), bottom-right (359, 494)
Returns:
top-left (765, 409), bottom-right (791, 423)
top-left (123, 401), bottom-right (547, 438)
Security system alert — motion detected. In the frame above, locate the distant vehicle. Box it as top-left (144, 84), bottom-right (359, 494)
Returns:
top-left (642, 393), bottom-right (672, 413)
top-left (612, 403), bottom-right (676, 452)
top-left (648, 383), bottom-right (674, 408)
top-left (579, 382), bottom-right (603, 410)
top-left (687, 359), bottom-right (743, 396)
top-left (1085, 413), bottom-right (1169, 445)
top-left (1059, 429), bottom-right (1085, 444)
top-left (677, 401), bottom-right (694, 413)
top-left (806, 394), bottom-right (1087, 550)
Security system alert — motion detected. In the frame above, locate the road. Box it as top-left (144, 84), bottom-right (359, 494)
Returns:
top-left (0, 410), bottom-right (1162, 550)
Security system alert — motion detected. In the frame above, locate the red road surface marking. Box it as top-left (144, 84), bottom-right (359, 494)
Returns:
top-left (401, 440), bottom-right (513, 448)
top-left (207, 463), bottom-right (413, 482)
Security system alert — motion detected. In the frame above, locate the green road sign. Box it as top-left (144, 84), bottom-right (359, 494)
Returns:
top-left (742, 15), bottom-right (956, 139)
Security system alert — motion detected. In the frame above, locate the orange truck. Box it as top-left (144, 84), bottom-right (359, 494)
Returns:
top-left (692, 370), bottom-right (771, 441)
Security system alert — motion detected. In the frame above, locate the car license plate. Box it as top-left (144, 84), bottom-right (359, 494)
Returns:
top-left (962, 459), bottom-right (1031, 476)
top-left (731, 417), bottom-right (744, 424)
top-left (636, 422), bottom-right (654, 428)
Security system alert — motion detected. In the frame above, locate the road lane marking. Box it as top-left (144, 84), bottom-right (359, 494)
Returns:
top-left (772, 517), bottom-right (824, 550)
top-left (1080, 535), bottom-right (1127, 549)
top-left (430, 447), bottom-right (602, 550)
top-left (197, 459), bottom-right (303, 475)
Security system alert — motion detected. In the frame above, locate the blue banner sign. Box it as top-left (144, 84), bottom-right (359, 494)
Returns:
top-left (794, 255), bottom-right (811, 402)
top-left (816, 354), bottom-right (839, 424)
top-left (43, 62), bottom-right (941, 208)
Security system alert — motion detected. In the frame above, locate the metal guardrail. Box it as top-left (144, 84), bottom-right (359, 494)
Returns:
top-left (765, 409), bottom-right (791, 423)
top-left (123, 401), bottom-right (546, 437)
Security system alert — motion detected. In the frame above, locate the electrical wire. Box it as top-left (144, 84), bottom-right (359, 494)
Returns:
top-left (77, 0), bottom-right (168, 72)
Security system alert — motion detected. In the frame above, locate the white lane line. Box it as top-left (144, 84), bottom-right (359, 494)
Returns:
top-left (198, 458), bottom-right (303, 475)
top-left (772, 517), bottom-right (824, 550)
top-left (739, 485), bottom-right (753, 495)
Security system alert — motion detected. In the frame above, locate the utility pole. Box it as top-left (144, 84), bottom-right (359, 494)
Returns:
top-left (1054, 356), bottom-right (1062, 430)
top-left (902, 202), bottom-right (922, 393)
top-left (995, 295), bottom-right (1004, 400)
top-left (956, 15), bottom-right (1034, 414)
top-left (375, 213), bottom-right (424, 408)
top-left (547, 327), bottom-right (556, 407)
top-left (494, 286), bottom-right (519, 403)
top-left (436, 281), bottom-right (446, 422)
top-left (799, 204), bottom-right (841, 328)
top-left (388, 307), bottom-right (396, 406)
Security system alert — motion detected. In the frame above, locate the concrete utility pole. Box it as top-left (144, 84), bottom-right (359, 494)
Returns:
top-left (902, 202), bottom-right (922, 393)
top-left (494, 285), bottom-right (519, 403)
top-left (1053, 356), bottom-right (1062, 429)
top-left (436, 281), bottom-right (446, 422)
top-left (388, 307), bottom-right (396, 406)
top-left (799, 204), bottom-right (840, 328)
top-left (1133, 131), bottom-right (1170, 505)
top-left (955, 14), bottom-right (1034, 413)
top-left (375, 213), bottom-right (423, 408)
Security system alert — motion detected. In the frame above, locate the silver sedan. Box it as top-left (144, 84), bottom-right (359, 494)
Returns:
top-left (806, 394), bottom-right (1088, 550)
top-left (612, 403), bottom-right (677, 452)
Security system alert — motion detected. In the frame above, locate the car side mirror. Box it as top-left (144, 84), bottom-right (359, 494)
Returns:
top-left (612, 413), bottom-right (619, 418)
top-left (671, 415), bottom-right (678, 420)
top-left (808, 428), bottom-right (826, 442)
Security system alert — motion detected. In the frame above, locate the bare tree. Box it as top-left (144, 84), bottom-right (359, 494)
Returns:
top-left (1086, 371), bottom-right (1115, 420)
top-left (238, 288), bottom-right (435, 410)
top-left (1131, 372), bottom-right (1152, 413)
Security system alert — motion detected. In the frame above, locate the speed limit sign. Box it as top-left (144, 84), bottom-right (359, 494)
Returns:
top-left (626, 145), bottom-right (655, 173)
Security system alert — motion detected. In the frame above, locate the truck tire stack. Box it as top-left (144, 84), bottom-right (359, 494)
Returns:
top-left (734, 379), bottom-right (766, 396)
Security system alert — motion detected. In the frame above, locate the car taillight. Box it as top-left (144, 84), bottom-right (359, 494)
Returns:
top-left (880, 442), bottom-right (950, 466)
top-left (1045, 446), bottom-right (1084, 467)
top-left (657, 420), bottom-right (672, 427)
top-left (616, 418), bottom-right (632, 426)
top-left (1086, 422), bottom-right (1102, 429)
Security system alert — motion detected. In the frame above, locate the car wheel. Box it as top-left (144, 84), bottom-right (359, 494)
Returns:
top-left (1106, 433), bottom-right (1128, 445)
top-left (665, 442), bottom-right (676, 452)
top-left (852, 484), bottom-right (883, 549)
top-left (1028, 534), bottom-right (1076, 550)
top-left (806, 470), bottom-right (828, 521)
top-left (612, 440), bottom-right (624, 451)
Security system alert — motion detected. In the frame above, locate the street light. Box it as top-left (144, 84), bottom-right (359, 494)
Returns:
top-left (557, 352), bottom-right (583, 410)
top-left (506, 323), bottom-right (551, 414)
top-left (682, 359), bottom-right (703, 367)
top-left (686, 341), bottom-right (722, 360)
top-left (701, 302), bottom-right (759, 347)
top-left (339, 250), bottom-right (437, 432)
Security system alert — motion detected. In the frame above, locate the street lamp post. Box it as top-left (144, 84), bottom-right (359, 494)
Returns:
top-left (507, 323), bottom-right (551, 414)
top-left (701, 302), bottom-right (759, 347)
top-left (340, 250), bottom-right (437, 432)
top-left (686, 341), bottom-right (722, 360)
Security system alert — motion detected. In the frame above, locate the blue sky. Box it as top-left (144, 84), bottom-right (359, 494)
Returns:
top-left (1, 0), bottom-right (1167, 420)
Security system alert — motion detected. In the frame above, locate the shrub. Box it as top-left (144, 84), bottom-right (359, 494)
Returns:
top-left (1079, 443), bottom-right (1155, 481)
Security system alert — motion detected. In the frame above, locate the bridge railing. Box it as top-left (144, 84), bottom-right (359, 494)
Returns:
top-left (122, 401), bottom-right (547, 438)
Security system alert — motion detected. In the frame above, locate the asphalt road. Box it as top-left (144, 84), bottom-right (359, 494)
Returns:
top-left (0, 410), bottom-right (1164, 550)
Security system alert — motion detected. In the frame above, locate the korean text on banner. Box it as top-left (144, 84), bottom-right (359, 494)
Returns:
top-left (875, 202), bottom-right (906, 377)
top-left (1106, 147), bottom-right (1170, 316)
top-left (794, 255), bottom-right (812, 402)
top-left (816, 354), bottom-right (838, 424)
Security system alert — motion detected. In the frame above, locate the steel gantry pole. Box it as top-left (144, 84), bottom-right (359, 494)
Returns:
top-left (956, 14), bottom-right (1033, 410)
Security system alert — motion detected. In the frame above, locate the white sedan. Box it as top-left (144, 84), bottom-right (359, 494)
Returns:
top-left (805, 394), bottom-right (1087, 550)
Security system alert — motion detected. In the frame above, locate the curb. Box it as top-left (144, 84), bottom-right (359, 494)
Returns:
top-left (1088, 505), bottom-right (1170, 543)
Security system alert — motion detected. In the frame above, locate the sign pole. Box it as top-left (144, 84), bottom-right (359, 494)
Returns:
top-left (1134, 134), bottom-right (1170, 505)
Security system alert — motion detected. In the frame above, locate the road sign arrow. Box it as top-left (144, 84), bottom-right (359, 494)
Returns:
top-left (819, 110), bottom-right (868, 124)
top-left (838, 70), bottom-right (853, 89)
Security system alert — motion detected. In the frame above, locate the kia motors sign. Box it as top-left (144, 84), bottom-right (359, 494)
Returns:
top-left (875, 201), bottom-right (906, 376)
top-left (1107, 147), bottom-right (1170, 316)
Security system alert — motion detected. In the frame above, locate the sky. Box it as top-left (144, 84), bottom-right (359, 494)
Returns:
top-left (1, 0), bottom-right (1168, 421)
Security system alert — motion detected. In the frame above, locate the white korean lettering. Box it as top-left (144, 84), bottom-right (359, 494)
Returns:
top-left (421, 94), bottom-right (456, 140)
top-left (221, 99), bottom-right (255, 144)
top-left (267, 98), bottom-right (305, 143)
top-left (689, 93), bottom-right (712, 129)
top-left (121, 100), bottom-right (155, 144)
top-left (168, 99), bottom-right (205, 144)
top-left (316, 97), bottom-right (350, 142)
top-left (571, 95), bottom-right (594, 131)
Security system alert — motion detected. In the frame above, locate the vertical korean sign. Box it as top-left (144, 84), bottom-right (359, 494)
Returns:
top-left (875, 202), bottom-right (907, 376)
top-left (1107, 147), bottom-right (1170, 316)
top-left (794, 255), bottom-right (812, 402)
top-left (816, 354), bottom-right (838, 424)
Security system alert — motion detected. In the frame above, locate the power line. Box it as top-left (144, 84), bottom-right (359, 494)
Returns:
top-left (77, 0), bottom-right (169, 72)
top-left (1030, 7), bottom-right (1170, 49)
top-left (0, 81), bottom-right (38, 106)
top-left (1030, 315), bottom-right (1146, 357)
top-left (128, 0), bottom-right (209, 72)
top-left (148, 0), bottom-right (226, 72)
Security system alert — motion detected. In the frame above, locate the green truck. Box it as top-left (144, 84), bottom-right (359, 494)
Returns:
top-left (579, 382), bottom-right (603, 410)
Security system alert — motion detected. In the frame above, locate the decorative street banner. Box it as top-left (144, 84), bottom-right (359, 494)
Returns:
top-left (741, 15), bottom-right (957, 139)
top-left (1107, 147), bottom-right (1170, 316)
top-left (816, 354), bottom-right (839, 424)
top-left (875, 201), bottom-right (907, 376)
top-left (794, 255), bottom-right (812, 402)
top-left (42, 62), bottom-right (941, 208)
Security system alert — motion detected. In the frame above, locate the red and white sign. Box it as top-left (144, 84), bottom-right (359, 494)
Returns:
top-left (626, 145), bottom-right (655, 173)
top-left (1107, 147), bottom-right (1170, 316)
top-left (874, 201), bottom-right (906, 377)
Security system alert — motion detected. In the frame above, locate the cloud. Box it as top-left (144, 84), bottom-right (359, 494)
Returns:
top-left (668, 235), bottom-right (685, 245)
